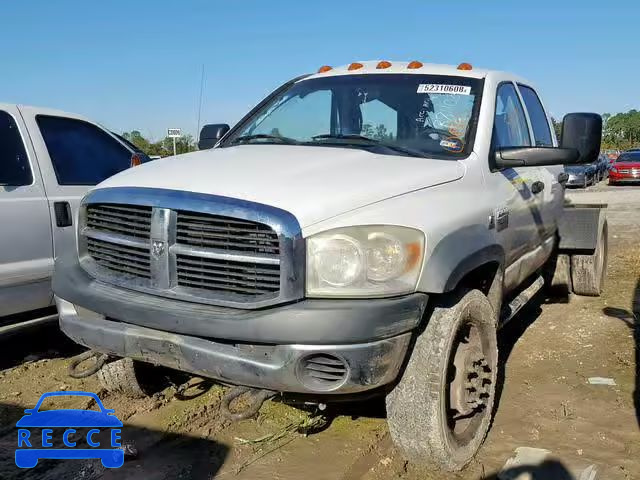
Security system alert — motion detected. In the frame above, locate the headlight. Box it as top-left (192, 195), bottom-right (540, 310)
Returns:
top-left (610, 167), bottom-right (618, 173)
top-left (306, 226), bottom-right (425, 297)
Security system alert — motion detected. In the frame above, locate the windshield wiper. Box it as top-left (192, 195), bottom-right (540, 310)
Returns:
top-left (310, 134), bottom-right (427, 158)
top-left (312, 134), bottom-right (374, 142)
top-left (228, 133), bottom-right (299, 145)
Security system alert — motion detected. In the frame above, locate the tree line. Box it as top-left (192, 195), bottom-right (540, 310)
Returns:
top-left (122, 131), bottom-right (196, 157)
top-left (601, 110), bottom-right (640, 150)
top-left (553, 109), bottom-right (640, 151)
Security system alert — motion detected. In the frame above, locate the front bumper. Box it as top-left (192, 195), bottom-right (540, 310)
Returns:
top-left (566, 173), bottom-right (587, 186)
top-left (53, 255), bottom-right (427, 394)
top-left (609, 173), bottom-right (640, 183)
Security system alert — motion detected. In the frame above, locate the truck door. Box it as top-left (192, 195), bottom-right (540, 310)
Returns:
top-left (18, 107), bottom-right (135, 262)
top-left (0, 106), bottom-right (54, 317)
top-left (489, 83), bottom-right (542, 290)
top-left (517, 84), bottom-right (564, 241)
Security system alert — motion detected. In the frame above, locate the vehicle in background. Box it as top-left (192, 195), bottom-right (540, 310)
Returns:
top-left (0, 104), bottom-right (144, 332)
top-left (603, 149), bottom-right (620, 163)
top-left (54, 62), bottom-right (606, 473)
top-left (625, 148), bottom-right (640, 153)
top-left (565, 163), bottom-right (598, 188)
top-left (111, 132), bottom-right (152, 164)
top-left (609, 151), bottom-right (640, 185)
top-left (594, 154), bottom-right (610, 181)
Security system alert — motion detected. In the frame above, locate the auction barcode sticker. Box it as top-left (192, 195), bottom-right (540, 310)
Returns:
top-left (417, 84), bottom-right (471, 95)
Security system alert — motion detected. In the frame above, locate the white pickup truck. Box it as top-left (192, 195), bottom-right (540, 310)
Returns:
top-left (53, 62), bottom-right (606, 471)
top-left (0, 104), bottom-right (150, 330)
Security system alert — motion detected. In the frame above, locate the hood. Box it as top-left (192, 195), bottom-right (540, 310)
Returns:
top-left (97, 145), bottom-right (465, 227)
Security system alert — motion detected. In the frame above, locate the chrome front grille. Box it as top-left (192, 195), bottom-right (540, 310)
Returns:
top-left (86, 237), bottom-right (151, 278)
top-left (78, 188), bottom-right (303, 309)
top-left (176, 254), bottom-right (280, 295)
top-left (86, 204), bottom-right (152, 239)
top-left (176, 211), bottom-right (280, 254)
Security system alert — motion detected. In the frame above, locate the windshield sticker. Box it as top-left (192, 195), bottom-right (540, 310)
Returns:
top-left (417, 84), bottom-right (471, 95)
top-left (447, 118), bottom-right (467, 137)
top-left (414, 97), bottom-right (433, 126)
top-left (440, 137), bottom-right (464, 152)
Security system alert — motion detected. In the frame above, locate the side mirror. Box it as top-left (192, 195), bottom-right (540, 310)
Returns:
top-left (560, 113), bottom-right (602, 164)
top-left (494, 147), bottom-right (579, 168)
top-left (198, 124), bottom-right (230, 150)
top-left (493, 112), bottom-right (602, 169)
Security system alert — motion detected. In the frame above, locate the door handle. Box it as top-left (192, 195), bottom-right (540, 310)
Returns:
top-left (54, 202), bottom-right (72, 227)
top-left (531, 181), bottom-right (545, 194)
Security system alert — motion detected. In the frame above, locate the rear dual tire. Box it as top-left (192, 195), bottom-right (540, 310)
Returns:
top-left (544, 221), bottom-right (607, 297)
top-left (571, 221), bottom-right (608, 296)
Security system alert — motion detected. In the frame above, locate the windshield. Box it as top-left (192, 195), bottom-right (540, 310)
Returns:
top-left (221, 74), bottom-right (483, 158)
top-left (617, 153), bottom-right (640, 162)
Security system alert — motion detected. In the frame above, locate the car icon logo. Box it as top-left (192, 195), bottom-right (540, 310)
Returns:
top-left (15, 391), bottom-right (124, 469)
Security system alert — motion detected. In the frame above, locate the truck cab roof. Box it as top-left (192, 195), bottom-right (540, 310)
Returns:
top-left (0, 103), bottom-right (93, 123)
top-left (303, 61), bottom-right (531, 86)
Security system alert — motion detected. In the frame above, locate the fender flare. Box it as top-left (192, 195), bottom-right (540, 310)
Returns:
top-left (443, 244), bottom-right (505, 292)
top-left (419, 239), bottom-right (505, 294)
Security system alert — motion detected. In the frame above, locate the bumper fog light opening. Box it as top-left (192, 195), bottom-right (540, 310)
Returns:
top-left (296, 353), bottom-right (349, 392)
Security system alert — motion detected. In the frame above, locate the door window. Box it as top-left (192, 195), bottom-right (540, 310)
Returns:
top-left (494, 83), bottom-right (531, 148)
top-left (0, 111), bottom-right (32, 186)
top-left (37, 115), bottom-right (132, 185)
top-left (518, 85), bottom-right (553, 146)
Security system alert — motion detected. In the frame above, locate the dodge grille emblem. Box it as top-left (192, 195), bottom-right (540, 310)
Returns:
top-left (152, 240), bottom-right (166, 257)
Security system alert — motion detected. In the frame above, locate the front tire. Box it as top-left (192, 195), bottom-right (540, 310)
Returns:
top-left (386, 290), bottom-right (498, 472)
top-left (97, 358), bottom-right (152, 398)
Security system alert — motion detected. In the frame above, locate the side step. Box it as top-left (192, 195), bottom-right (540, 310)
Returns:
top-left (500, 275), bottom-right (544, 327)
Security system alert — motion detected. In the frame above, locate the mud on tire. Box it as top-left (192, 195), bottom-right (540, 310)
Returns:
top-left (386, 289), bottom-right (498, 472)
top-left (571, 220), bottom-right (608, 296)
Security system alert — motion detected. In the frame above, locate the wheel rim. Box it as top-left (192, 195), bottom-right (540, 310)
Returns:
top-left (445, 319), bottom-right (495, 447)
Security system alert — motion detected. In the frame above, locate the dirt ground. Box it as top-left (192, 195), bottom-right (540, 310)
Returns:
top-left (1, 182), bottom-right (639, 480)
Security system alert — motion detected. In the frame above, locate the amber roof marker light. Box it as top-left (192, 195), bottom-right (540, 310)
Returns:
top-left (376, 60), bottom-right (392, 69)
top-left (407, 61), bottom-right (423, 69)
top-left (457, 62), bottom-right (473, 71)
top-left (348, 62), bottom-right (364, 71)
top-left (317, 65), bottom-right (333, 73)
